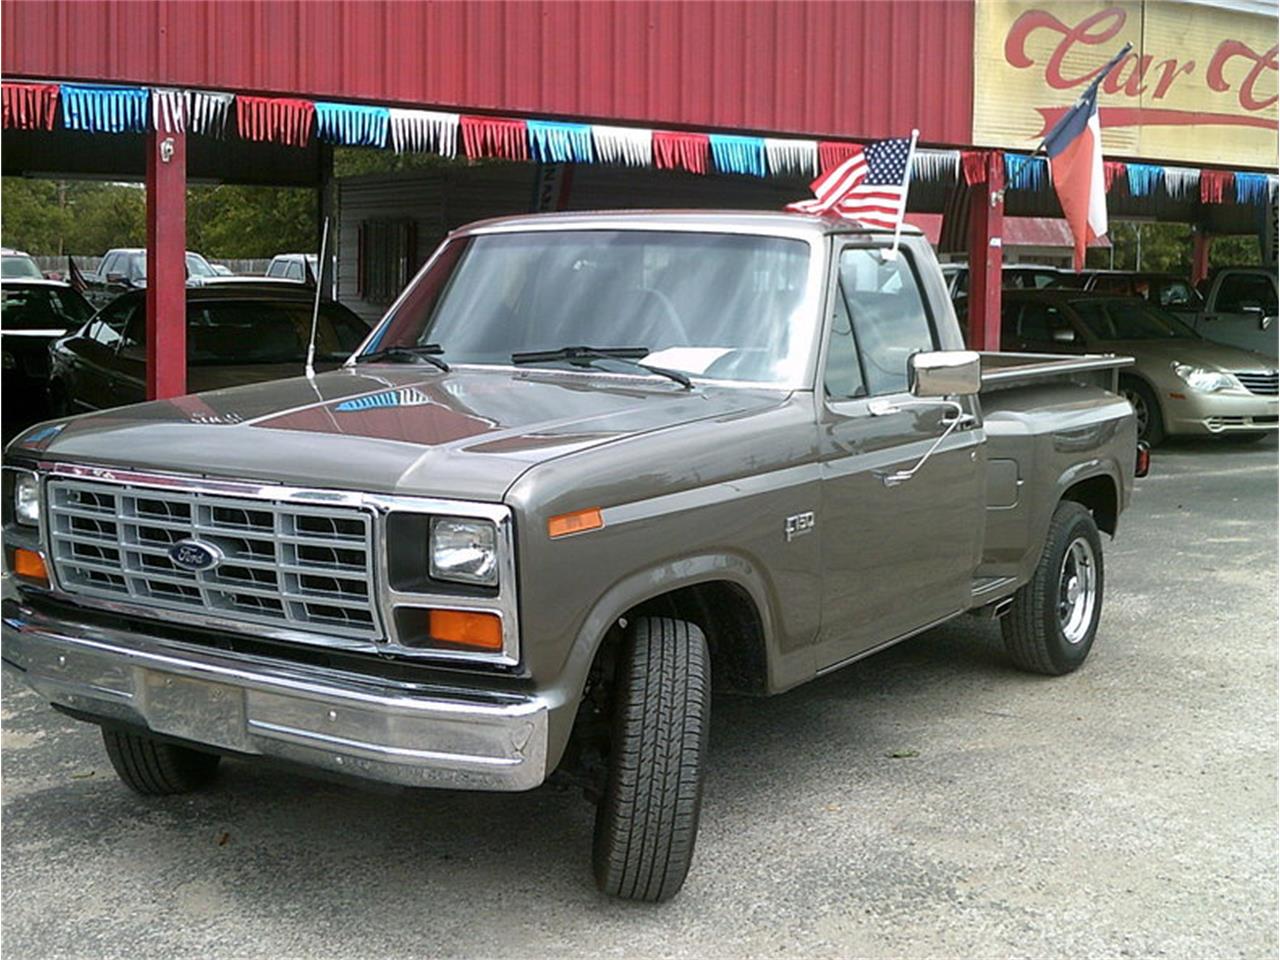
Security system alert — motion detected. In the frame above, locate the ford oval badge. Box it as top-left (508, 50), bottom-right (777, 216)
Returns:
top-left (168, 539), bottom-right (223, 572)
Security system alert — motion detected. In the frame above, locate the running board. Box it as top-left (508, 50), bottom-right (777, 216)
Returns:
top-left (971, 576), bottom-right (1017, 599)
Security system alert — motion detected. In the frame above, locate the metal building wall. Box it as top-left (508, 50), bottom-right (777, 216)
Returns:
top-left (2, 0), bottom-right (975, 145)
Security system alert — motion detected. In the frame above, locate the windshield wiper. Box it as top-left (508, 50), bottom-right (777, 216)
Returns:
top-left (510, 345), bottom-right (693, 389)
top-left (354, 343), bottom-right (450, 372)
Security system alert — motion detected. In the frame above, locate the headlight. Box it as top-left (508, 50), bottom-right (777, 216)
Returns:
top-left (430, 517), bottom-right (498, 586)
top-left (14, 473), bottom-right (39, 527)
top-left (1172, 363), bottom-right (1236, 393)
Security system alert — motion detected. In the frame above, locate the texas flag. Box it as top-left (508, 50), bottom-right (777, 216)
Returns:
top-left (1042, 83), bottom-right (1107, 272)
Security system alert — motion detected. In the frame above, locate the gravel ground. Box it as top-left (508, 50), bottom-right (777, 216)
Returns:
top-left (2, 435), bottom-right (1276, 959)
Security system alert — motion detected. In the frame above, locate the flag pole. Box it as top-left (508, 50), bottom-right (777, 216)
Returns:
top-left (886, 128), bottom-right (920, 260)
top-left (1037, 42), bottom-right (1133, 155)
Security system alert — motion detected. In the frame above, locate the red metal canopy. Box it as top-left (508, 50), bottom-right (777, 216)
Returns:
top-left (2, 0), bottom-right (974, 145)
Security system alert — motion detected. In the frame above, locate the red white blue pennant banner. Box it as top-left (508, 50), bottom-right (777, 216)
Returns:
top-left (1, 79), bottom-right (1272, 206)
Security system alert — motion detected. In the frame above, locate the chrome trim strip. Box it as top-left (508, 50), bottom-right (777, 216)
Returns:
top-left (600, 462), bottom-right (821, 527)
top-left (979, 352), bottom-right (1134, 386)
top-left (1, 601), bottom-right (548, 791)
top-left (33, 463), bottom-right (521, 666)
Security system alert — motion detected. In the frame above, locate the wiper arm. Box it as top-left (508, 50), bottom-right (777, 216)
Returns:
top-left (510, 345), bottom-right (693, 389)
top-left (354, 343), bottom-right (450, 372)
top-left (512, 345), bottom-right (649, 364)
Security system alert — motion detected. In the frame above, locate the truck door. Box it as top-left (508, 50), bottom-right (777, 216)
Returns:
top-left (1198, 271), bottom-right (1279, 358)
top-left (815, 243), bottom-right (985, 670)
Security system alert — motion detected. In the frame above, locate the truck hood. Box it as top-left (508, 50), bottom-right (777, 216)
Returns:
top-left (12, 366), bottom-right (787, 501)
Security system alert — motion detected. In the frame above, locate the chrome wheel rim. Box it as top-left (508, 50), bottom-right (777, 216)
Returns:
top-left (1122, 388), bottom-right (1149, 439)
top-left (1058, 537), bottom-right (1097, 645)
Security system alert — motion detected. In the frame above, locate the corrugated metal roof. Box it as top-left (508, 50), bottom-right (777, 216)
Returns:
top-left (2, 0), bottom-right (975, 145)
top-left (907, 213), bottom-right (1112, 248)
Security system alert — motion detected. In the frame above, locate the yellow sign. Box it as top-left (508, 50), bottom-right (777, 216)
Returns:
top-left (973, 0), bottom-right (1279, 168)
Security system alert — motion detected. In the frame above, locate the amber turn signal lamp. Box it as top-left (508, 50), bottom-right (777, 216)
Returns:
top-left (547, 507), bottom-right (604, 539)
top-left (12, 548), bottom-right (48, 585)
top-left (428, 609), bottom-right (504, 651)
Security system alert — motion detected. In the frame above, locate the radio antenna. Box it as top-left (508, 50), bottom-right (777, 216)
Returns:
top-left (304, 216), bottom-right (330, 379)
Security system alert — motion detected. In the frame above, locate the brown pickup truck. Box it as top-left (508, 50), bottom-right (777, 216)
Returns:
top-left (2, 212), bottom-right (1142, 901)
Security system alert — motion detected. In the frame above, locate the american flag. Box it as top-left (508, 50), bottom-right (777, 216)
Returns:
top-left (786, 136), bottom-right (914, 230)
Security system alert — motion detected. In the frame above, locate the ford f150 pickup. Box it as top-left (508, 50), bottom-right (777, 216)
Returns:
top-left (2, 212), bottom-right (1142, 902)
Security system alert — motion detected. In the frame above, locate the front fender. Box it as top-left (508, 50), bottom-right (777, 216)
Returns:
top-left (539, 550), bottom-right (800, 772)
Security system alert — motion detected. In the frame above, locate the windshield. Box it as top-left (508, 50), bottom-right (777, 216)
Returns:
top-left (365, 230), bottom-right (815, 384)
top-left (1, 285), bottom-right (94, 329)
top-left (2, 254), bottom-right (44, 280)
top-left (1071, 297), bottom-right (1199, 341)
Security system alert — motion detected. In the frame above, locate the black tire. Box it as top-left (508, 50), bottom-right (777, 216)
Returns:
top-left (1231, 432), bottom-right (1270, 443)
top-left (592, 617), bottom-right (710, 902)
top-left (101, 728), bottom-right (221, 795)
top-left (1002, 501), bottom-right (1104, 676)
top-left (1119, 376), bottom-right (1165, 446)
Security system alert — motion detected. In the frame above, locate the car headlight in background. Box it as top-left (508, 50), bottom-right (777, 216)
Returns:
top-left (1172, 363), bottom-right (1236, 393)
top-left (430, 517), bottom-right (498, 585)
top-left (14, 473), bottom-right (39, 527)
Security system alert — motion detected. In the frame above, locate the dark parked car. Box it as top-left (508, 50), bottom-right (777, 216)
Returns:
top-left (1065, 270), bottom-right (1204, 312)
top-left (82, 248), bottom-right (220, 308)
top-left (1, 279), bottom-right (94, 440)
top-left (943, 263), bottom-right (1069, 300)
top-left (48, 283), bottom-right (371, 415)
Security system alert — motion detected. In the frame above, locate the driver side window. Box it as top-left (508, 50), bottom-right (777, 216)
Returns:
top-left (85, 298), bottom-right (138, 348)
top-left (837, 248), bottom-right (936, 396)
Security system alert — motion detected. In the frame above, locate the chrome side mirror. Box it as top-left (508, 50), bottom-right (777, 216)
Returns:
top-left (910, 350), bottom-right (981, 398)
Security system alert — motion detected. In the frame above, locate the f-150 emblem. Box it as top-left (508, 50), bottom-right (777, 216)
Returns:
top-left (785, 512), bottom-right (815, 542)
top-left (168, 539), bottom-right (223, 572)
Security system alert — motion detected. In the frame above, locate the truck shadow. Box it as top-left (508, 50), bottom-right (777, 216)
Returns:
top-left (4, 616), bottom-right (1028, 927)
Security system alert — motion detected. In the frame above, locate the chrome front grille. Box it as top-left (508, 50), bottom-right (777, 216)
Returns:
top-left (47, 478), bottom-right (381, 640)
top-left (1234, 371), bottom-right (1278, 396)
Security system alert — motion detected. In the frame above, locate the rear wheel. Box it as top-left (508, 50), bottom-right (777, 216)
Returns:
top-left (101, 728), bottom-right (221, 795)
top-left (592, 617), bottom-right (710, 902)
top-left (1002, 501), bottom-right (1105, 676)
top-left (1120, 376), bottom-right (1165, 446)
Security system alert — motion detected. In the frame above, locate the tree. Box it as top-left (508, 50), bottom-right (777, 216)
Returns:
top-left (1087, 220), bottom-right (1264, 272)
top-left (2, 176), bottom-right (313, 258)
top-left (186, 185), bottom-right (315, 258)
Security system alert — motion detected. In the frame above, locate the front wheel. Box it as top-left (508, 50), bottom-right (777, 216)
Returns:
top-left (1120, 377), bottom-right (1165, 446)
top-left (592, 617), bottom-right (710, 902)
top-left (1002, 501), bottom-right (1105, 676)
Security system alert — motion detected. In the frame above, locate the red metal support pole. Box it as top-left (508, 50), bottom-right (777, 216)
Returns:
top-left (965, 150), bottom-right (1005, 352)
top-left (1191, 230), bottom-right (1212, 286)
top-left (145, 128), bottom-right (187, 399)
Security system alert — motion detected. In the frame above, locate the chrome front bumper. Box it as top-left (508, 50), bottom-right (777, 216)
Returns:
top-left (1, 599), bottom-right (549, 791)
